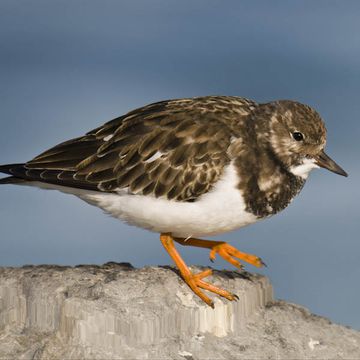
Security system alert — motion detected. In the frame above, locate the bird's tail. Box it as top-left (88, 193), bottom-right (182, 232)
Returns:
top-left (0, 176), bottom-right (26, 185)
top-left (0, 164), bottom-right (27, 185)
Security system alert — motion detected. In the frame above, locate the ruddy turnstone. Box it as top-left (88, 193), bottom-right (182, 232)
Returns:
top-left (0, 96), bottom-right (347, 307)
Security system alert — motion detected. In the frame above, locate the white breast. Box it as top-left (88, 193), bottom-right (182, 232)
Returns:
top-left (79, 163), bottom-right (258, 237)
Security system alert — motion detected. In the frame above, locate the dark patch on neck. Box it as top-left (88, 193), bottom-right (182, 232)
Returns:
top-left (234, 154), bottom-right (305, 218)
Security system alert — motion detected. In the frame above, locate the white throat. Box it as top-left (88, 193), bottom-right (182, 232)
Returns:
top-left (289, 158), bottom-right (319, 179)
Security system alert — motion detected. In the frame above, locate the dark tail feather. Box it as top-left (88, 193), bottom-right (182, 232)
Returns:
top-left (0, 163), bottom-right (99, 191)
top-left (0, 176), bottom-right (26, 185)
top-left (0, 163), bottom-right (28, 185)
top-left (0, 163), bottom-right (26, 176)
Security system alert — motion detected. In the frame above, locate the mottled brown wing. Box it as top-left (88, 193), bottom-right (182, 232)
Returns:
top-left (17, 96), bottom-right (257, 201)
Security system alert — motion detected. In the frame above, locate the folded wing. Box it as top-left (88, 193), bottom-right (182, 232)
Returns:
top-left (0, 97), bottom-right (256, 201)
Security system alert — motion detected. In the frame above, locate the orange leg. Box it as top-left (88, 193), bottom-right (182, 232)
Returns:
top-left (173, 237), bottom-right (265, 269)
top-left (160, 233), bottom-right (238, 307)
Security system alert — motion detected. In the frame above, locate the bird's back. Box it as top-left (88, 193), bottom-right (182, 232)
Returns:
top-left (0, 96), bottom-right (258, 202)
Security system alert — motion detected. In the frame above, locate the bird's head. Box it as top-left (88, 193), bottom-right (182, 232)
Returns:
top-left (258, 100), bottom-right (348, 179)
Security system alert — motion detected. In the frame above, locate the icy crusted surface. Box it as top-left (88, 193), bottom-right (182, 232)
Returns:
top-left (0, 263), bottom-right (359, 359)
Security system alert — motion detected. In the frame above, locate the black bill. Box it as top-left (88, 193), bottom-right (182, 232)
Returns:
top-left (315, 150), bottom-right (348, 177)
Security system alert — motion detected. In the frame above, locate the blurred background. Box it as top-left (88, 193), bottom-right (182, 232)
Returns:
top-left (0, 0), bottom-right (359, 328)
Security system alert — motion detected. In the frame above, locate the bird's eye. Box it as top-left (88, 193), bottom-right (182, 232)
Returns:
top-left (292, 132), bottom-right (304, 141)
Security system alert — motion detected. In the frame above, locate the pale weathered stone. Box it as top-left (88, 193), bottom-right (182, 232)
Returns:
top-left (0, 263), bottom-right (359, 359)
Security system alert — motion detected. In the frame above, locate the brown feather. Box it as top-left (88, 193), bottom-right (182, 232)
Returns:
top-left (3, 96), bottom-right (258, 201)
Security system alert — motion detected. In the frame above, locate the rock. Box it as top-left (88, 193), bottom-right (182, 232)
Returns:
top-left (0, 263), bottom-right (359, 359)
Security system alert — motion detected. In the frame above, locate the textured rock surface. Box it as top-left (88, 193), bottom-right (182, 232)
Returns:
top-left (0, 263), bottom-right (359, 359)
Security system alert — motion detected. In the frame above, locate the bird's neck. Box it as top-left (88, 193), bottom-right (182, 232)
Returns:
top-left (233, 142), bottom-right (305, 218)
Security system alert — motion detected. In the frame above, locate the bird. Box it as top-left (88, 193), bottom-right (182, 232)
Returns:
top-left (0, 96), bottom-right (348, 307)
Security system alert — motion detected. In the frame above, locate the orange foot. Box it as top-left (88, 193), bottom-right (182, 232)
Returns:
top-left (160, 233), bottom-right (238, 307)
top-left (181, 268), bottom-right (238, 307)
top-left (209, 242), bottom-right (265, 269)
top-left (173, 237), bottom-right (266, 269)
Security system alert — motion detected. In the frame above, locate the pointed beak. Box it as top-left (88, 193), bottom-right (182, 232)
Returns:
top-left (314, 150), bottom-right (348, 177)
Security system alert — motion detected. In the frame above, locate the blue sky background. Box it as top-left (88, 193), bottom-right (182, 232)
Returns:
top-left (0, 1), bottom-right (359, 329)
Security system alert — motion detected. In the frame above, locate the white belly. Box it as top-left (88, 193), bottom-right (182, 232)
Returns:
top-left (79, 163), bottom-right (259, 237)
